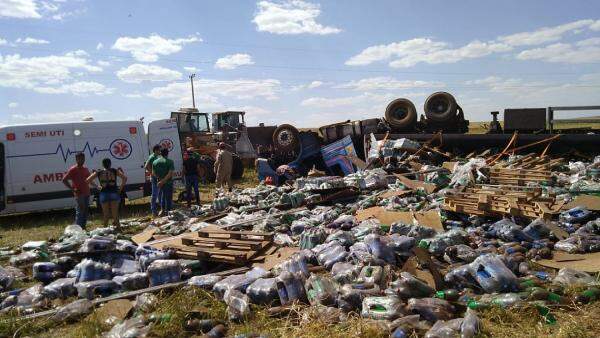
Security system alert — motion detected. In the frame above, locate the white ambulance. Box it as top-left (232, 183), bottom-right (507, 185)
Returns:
top-left (0, 119), bottom-right (182, 215)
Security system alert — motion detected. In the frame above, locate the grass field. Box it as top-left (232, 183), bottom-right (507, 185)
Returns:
top-left (1, 155), bottom-right (600, 337)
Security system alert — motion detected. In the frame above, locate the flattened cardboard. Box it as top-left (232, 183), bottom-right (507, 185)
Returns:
top-left (254, 246), bottom-right (299, 271)
top-left (537, 251), bottom-right (600, 273)
top-left (545, 222), bottom-right (569, 240)
top-left (355, 207), bottom-right (414, 226)
top-left (380, 190), bottom-right (412, 200)
top-left (414, 210), bottom-right (444, 232)
top-left (394, 174), bottom-right (437, 194)
top-left (442, 162), bottom-right (459, 173)
top-left (565, 195), bottom-right (600, 211)
top-left (131, 228), bottom-right (157, 245)
top-left (95, 299), bottom-right (133, 322)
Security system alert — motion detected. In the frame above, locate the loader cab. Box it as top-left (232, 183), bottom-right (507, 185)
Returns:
top-left (212, 111), bottom-right (245, 131)
top-left (170, 108), bottom-right (210, 133)
top-left (212, 111), bottom-right (245, 144)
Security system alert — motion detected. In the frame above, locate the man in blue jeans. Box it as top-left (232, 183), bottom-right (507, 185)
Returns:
top-left (182, 148), bottom-right (201, 207)
top-left (152, 147), bottom-right (175, 216)
top-left (145, 145), bottom-right (161, 216)
top-left (62, 153), bottom-right (91, 228)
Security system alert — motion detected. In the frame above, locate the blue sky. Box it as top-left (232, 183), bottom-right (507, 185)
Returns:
top-left (1, 0), bottom-right (600, 128)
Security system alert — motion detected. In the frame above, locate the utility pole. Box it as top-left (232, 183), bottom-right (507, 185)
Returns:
top-left (189, 74), bottom-right (196, 108)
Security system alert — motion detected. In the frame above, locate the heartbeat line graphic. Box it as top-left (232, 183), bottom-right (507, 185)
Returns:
top-left (7, 142), bottom-right (110, 162)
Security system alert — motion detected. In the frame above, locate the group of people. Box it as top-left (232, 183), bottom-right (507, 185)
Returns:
top-left (62, 153), bottom-right (127, 230)
top-left (61, 142), bottom-right (234, 229)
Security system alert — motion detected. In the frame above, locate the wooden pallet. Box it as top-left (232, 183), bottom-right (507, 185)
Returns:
top-left (166, 230), bottom-right (274, 264)
top-left (489, 167), bottom-right (553, 186)
top-left (443, 184), bottom-right (564, 219)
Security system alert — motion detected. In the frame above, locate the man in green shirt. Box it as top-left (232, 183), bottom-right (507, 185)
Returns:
top-left (152, 148), bottom-right (175, 216)
top-left (145, 144), bottom-right (161, 216)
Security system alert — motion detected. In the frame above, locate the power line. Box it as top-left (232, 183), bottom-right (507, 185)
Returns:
top-left (2, 44), bottom-right (600, 77)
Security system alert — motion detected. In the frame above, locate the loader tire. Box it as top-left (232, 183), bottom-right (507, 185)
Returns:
top-left (273, 124), bottom-right (300, 153)
top-left (384, 98), bottom-right (417, 131)
top-left (424, 91), bottom-right (458, 122)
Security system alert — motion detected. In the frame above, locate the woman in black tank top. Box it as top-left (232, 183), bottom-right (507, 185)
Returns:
top-left (86, 158), bottom-right (127, 229)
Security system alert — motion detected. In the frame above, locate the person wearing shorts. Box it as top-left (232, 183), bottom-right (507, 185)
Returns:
top-left (87, 158), bottom-right (127, 229)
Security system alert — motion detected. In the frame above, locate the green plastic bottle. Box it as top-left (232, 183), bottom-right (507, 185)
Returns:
top-left (576, 287), bottom-right (600, 304)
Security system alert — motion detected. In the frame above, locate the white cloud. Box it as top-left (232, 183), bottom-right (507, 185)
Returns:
top-left (517, 39), bottom-right (600, 64)
top-left (35, 81), bottom-right (113, 96)
top-left (97, 60), bottom-right (110, 67)
top-left (183, 66), bottom-right (199, 73)
top-left (346, 19), bottom-right (600, 68)
top-left (116, 64), bottom-right (182, 83)
top-left (10, 109), bottom-right (109, 123)
top-left (346, 38), bottom-right (445, 66)
top-left (253, 0), bottom-right (341, 35)
top-left (498, 19), bottom-right (593, 46)
top-left (96, 42), bottom-right (103, 50)
top-left (337, 77), bottom-right (444, 91)
top-left (0, 0), bottom-right (41, 19)
top-left (0, 52), bottom-right (104, 94)
top-left (15, 36), bottom-right (49, 44)
top-left (0, 37), bottom-right (6, 45)
top-left (215, 53), bottom-right (254, 70)
top-left (307, 80), bottom-right (323, 89)
top-left (291, 80), bottom-right (326, 91)
top-left (346, 38), bottom-right (512, 68)
top-left (8, 102), bottom-right (18, 108)
top-left (112, 34), bottom-right (201, 62)
top-left (148, 78), bottom-right (281, 107)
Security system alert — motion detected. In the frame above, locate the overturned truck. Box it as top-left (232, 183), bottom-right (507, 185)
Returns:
top-left (319, 91), bottom-right (600, 157)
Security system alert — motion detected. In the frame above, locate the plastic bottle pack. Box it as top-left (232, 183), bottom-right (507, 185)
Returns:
top-left (113, 272), bottom-right (149, 291)
top-left (75, 259), bottom-right (112, 283)
top-left (75, 279), bottom-right (118, 299)
top-left (305, 274), bottom-right (338, 306)
top-left (147, 260), bottom-right (181, 286)
top-left (276, 271), bottom-right (307, 305)
top-left (246, 278), bottom-right (279, 305)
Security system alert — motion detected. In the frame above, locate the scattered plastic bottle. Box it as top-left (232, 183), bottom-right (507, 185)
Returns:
top-left (389, 272), bottom-right (435, 300)
top-left (361, 296), bottom-right (403, 320)
top-left (469, 254), bottom-right (519, 293)
top-left (434, 289), bottom-right (460, 302)
top-left (575, 287), bottom-right (600, 304)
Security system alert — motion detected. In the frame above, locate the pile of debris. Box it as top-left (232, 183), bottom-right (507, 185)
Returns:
top-left (1, 139), bottom-right (600, 337)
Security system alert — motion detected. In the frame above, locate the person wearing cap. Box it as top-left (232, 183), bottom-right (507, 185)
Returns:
top-left (214, 142), bottom-right (233, 192)
top-left (182, 148), bottom-right (201, 207)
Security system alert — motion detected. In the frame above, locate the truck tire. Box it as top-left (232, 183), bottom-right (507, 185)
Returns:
top-left (198, 156), bottom-right (216, 183)
top-left (385, 98), bottom-right (417, 130)
top-left (273, 124), bottom-right (300, 153)
top-left (424, 92), bottom-right (457, 122)
top-left (232, 153), bottom-right (244, 179)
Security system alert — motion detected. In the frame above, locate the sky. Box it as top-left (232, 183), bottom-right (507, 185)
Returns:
top-left (1, 0), bottom-right (600, 128)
